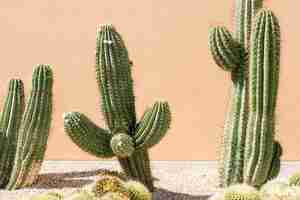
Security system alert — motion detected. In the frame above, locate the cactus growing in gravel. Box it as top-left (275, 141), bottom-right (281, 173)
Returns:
top-left (209, 0), bottom-right (282, 187)
top-left (92, 176), bottom-right (124, 196)
top-left (224, 184), bottom-right (261, 200)
top-left (0, 65), bottom-right (53, 190)
top-left (64, 24), bottom-right (171, 191)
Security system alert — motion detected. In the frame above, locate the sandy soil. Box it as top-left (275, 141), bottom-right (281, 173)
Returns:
top-left (0, 161), bottom-right (299, 200)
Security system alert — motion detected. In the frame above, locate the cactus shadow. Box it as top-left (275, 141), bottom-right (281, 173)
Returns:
top-left (154, 188), bottom-right (211, 200)
top-left (31, 169), bottom-right (104, 189)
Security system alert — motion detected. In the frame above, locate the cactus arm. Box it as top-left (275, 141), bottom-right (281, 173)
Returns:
top-left (64, 112), bottom-right (114, 158)
top-left (133, 101), bottom-right (171, 149)
top-left (95, 24), bottom-right (136, 134)
top-left (244, 10), bottom-right (280, 186)
top-left (209, 26), bottom-right (242, 71)
top-left (0, 79), bottom-right (24, 187)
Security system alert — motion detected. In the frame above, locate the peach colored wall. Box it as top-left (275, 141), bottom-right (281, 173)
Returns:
top-left (0, 1), bottom-right (298, 160)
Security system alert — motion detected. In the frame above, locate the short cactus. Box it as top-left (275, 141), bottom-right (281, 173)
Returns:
top-left (64, 24), bottom-right (171, 191)
top-left (260, 180), bottom-right (291, 200)
top-left (92, 176), bottom-right (124, 197)
top-left (65, 190), bottom-right (97, 200)
top-left (0, 65), bottom-right (53, 190)
top-left (289, 171), bottom-right (300, 186)
top-left (123, 180), bottom-right (152, 200)
top-left (224, 184), bottom-right (261, 200)
top-left (99, 192), bottom-right (130, 200)
top-left (209, 0), bottom-right (282, 187)
top-left (29, 192), bottom-right (63, 200)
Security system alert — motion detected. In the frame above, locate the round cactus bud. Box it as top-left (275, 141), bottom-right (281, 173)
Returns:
top-left (110, 134), bottom-right (135, 158)
top-left (123, 180), bottom-right (152, 200)
top-left (99, 192), bottom-right (130, 200)
top-left (92, 176), bottom-right (124, 197)
top-left (224, 184), bottom-right (261, 200)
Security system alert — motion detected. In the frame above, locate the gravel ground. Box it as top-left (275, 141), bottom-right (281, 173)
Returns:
top-left (0, 161), bottom-right (299, 200)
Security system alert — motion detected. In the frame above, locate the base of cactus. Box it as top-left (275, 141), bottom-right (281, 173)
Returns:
top-left (117, 149), bottom-right (154, 192)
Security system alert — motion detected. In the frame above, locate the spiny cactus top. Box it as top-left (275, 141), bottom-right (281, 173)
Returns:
top-left (209, 0), bottom-right (282, 187)
top-left (64, 24), bottom-right (171, 191)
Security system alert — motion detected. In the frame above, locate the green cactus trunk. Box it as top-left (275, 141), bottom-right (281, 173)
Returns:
top-left (6, 65), bottom-right (53, 190)
top-left (209, 0), bottom-right (281, 187)
top-left (0, 80), bottom-right (24, 187)
top-left (64, 24), bottom-right (171, 192)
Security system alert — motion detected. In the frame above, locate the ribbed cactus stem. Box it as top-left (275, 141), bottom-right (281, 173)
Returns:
top-left (64, 24), bottom-right (171, 192)
top-left (244, 9), bottom-right (280, 186)
top-left (210, 0), bottom-right (281, 187)
top-left (0, 79), bottom-right (24, 187)
top-left (96, 24), bottom-right (136, 134)
top-left (6, 65), bottom-right (53, 190)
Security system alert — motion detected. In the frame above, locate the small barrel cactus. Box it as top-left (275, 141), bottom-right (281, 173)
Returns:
top-left (64, 24), bottom-right (171, 191)
top-left (123, 180), bottom-right (152, 200)
top-left (29, 192), bottom-right (63, 200)
top-left (224, 184), bottom-right (261, 200)
top-left (65, 190), bottom-right (97, 200)
top-left (209, 0), bottom-right (282, 187)
top-left (289, 171), bottom-right (300, 186)
top-left (99, 192), bottom-right (130, 200)
top-left (0, 65), bottom-right (53, 190)
top-left (92, 176), bottom-right (124, 197)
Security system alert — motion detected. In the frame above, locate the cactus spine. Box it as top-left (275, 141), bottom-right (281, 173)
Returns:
top-left (209, 0), bottom-right (282, 187)
top-left (64, 24), bottom-right (171, 192)
top-left (0, 65), bottom-right (53, 190)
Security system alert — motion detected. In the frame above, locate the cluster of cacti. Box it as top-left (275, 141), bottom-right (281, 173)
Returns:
top-left (211, 179), bottom-right (300, 200)
top-left (63, 24), bottom-right (171, 191)
top-left (0, 65), bottom-right (53, 190)
top-left (209, 0), bottom-right (282, 187)
top-left (26, 171), bottom-right (151, 200)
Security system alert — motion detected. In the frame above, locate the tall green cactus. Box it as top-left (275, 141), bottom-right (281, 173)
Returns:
top-left (64, 24), bottom-right (171, 192)
top-left (209, 0), bottom-right (282, 187)
top-left (0, 65), bottom-right (53, 190)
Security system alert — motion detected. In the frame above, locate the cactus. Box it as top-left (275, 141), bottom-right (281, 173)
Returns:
top-left (66, 190), bottom-right (97, 200)
top-left (28, 192), bottom-right (63, 200)
top-left (123, 180), bottom-right (152, 200)
top-left (209, 0), bottom-right (282, 187)
top-left (92, 176), bottom-right (124, 197)
top-left (64, 24), bottom-right (171, 191)
top-left (260, 180), bottom-right (291, 200)
top-left (99, 192), bottom-right (130, 200)
top-left (289, 171), bottom-right (300, 186)
top-left (0, 65), bottom-right (53, 190)
top-left (224, 184), bottom-right (261, 200)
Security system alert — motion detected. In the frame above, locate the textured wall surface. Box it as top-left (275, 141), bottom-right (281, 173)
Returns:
top-left (0, 0), bottom-right (297, 160)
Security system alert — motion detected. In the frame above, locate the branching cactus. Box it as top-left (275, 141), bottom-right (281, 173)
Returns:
top-left (64, 24), bottom-right (171, 192)
top-left (0, 65), bottom-right (53, 190)
top-left (209, 0), bottom-right (282, 187)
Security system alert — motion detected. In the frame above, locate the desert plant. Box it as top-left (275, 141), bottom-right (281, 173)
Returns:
top-left (289, 171), bottom-right (300, 186)
top-left (0, 65), bottom-right (53, 190)
top-left (123, 180), bottom-right (152, 200)
top-left (63, 24), bottom-right (171, 191)
top-left (260, 180), bottom-right (300, 200)
top-left (28, 192), bottom-right (63, 200)
top-left (92, 176), bottom-right (125, 197)
top-left (209, 0), bottom-right (282, 187)
top-left (223, 184), bottom-right (261, 200)
top-left (99, 192), bottom-right (130, 200)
